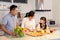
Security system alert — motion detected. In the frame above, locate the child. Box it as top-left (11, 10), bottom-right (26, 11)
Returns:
top-left (36, 17), bottom-right (50, 34)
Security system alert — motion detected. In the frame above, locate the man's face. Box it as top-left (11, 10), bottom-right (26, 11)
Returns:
top-left (11, 8), bottom-right (18, 16)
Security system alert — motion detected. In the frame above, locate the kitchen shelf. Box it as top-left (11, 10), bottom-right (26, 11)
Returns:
top-left (0, 9), bottom-right (9, 11)
top-left (0, 9), bottom-right (21, 11)
top-left (35, 9), bottom-right (51, 12)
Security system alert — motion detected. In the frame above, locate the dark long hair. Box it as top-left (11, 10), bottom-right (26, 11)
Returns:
top-left (40, 17), bottom-right (47, 30)
top-left (28, 11), bottom-right (35, 17)
top-left (25, 12), bottom-right (29, 17)
top-left (17, 12), bottom-right (21, 18)
top-left (25, 11), bottom-right (35, 17)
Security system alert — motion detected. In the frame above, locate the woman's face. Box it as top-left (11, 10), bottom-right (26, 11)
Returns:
top-left (40, 19), bottom-right (45, 24)
top-left (29, 16), bottom-right (34, 20)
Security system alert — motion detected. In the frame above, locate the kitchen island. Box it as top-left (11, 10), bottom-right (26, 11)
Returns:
top-left (0, 30), bottom-right (60, 40)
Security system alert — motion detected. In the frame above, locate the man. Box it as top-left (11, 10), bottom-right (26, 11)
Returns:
top-left (1, 5), bottom-right (18, 36)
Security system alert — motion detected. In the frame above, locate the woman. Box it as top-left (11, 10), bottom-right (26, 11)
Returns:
top-left (17, 12), bottom-right (22, 26)
top-left (21, 11), bottom-right (36, 32)
top-left (36, 17), bottom-right (50, 34)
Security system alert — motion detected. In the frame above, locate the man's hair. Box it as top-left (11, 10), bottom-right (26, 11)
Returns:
top-left (10, 5), bottom-right (17, 11)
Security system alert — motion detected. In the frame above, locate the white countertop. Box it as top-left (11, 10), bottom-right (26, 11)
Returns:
top-left (0, 30), bottom-right (60, 40)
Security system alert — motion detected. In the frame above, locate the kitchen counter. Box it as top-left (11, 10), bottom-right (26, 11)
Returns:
top-left (0, 30), bottom-right (60, 40)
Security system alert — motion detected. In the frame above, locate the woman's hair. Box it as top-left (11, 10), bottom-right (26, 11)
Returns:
top-left (17, 12), bottom-right (21, 18)
top-left (28, 11), bottom-right (35, 17)
top-left (25, 12), bottom-right (29, 17)
top-left (40, 17), bottom-right (47, 30)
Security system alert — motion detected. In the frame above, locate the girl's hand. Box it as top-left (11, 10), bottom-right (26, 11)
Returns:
top-left (45, 30), bottom-right (50, 34)
top-left (40, 29), bottom-right (45, 34)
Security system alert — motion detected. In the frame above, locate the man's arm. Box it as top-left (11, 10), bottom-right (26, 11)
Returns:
top-left (1, 24), bottom-right (12, 35)
top-left (2, 17), bottom-right (15, 36)
top-left (1, 24), bottom-right (15, 36)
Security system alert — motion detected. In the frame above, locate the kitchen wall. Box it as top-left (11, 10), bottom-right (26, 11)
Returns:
top-left (0, 0), bottom-right (55, 26)
top-left (0, 0), bottom-right (35, 23)
top-left (52, 0), bottom-right (60, 27)
top-left (35, 0), bottom-right (53, 24)
top-left (0, 0), bottom-right (35, 13)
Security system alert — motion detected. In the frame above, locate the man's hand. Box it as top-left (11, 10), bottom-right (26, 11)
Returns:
top-left (8, 32), bottom-right (14, 36)
top-left (9, 32), bottom-right (17, 36)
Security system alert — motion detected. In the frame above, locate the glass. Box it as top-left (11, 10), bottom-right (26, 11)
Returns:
top-left (13, 0), bottom-right (27, 3)
top-left (0, 0), bottom-right (11, 2)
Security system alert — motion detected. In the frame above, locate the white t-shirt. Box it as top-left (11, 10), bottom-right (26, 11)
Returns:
top-left (21, 17), bottom-right (36, 31)
top-left (36, 24), bottom-right (49, 31)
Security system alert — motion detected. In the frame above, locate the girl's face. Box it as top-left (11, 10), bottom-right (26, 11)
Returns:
top-left (40, 19), bottom-right (45, 24)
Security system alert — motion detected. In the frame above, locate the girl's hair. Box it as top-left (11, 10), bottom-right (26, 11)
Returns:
top-left (40, 17), bottom-right (47, 30)
top-left (28, 11), bottom-right (35, 17)
top-left (25, 12), bottom-right (29, 17)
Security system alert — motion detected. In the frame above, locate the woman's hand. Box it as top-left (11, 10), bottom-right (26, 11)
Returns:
top-left (22, 28), bottom-right (28, 33)
top-left (27, 28), bottom-right (34, 32)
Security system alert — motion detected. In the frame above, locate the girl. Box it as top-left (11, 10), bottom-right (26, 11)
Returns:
top-left (36, 17), bottom-right (50, 34)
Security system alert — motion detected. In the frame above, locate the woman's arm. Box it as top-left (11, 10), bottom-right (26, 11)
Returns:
top-left (21, 19), bottom-right (25, 28)
top-left (36, 24), bottom-right (41, 31)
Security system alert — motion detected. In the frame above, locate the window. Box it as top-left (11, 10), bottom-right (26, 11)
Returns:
top-left (13, 0), bottom-right (27, 3)
top-left (0, 0), bottom-right (11, 2)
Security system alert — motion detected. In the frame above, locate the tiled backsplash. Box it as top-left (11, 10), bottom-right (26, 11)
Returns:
top-left (0, 11), bottom-right (9, 23)
top-left (35, 12), bottom-right (53, 24)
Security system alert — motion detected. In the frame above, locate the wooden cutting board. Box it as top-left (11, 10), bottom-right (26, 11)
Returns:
top-left (26, 31), bottom-right (43, 37)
